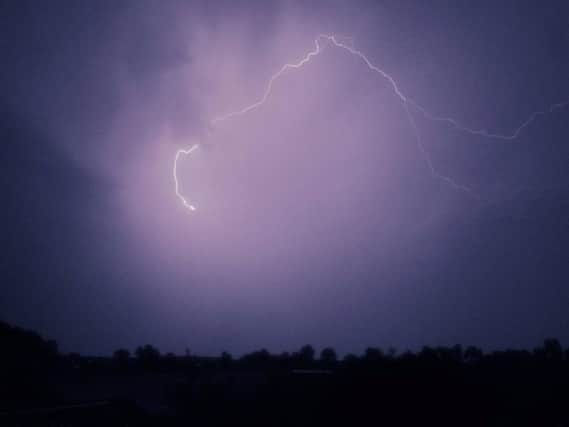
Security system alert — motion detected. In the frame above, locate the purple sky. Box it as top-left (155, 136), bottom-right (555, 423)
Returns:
top-left (1, 0), bottom-right (569, 356)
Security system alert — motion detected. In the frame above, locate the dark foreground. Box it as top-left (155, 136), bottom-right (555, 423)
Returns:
top-left (2, 321), bottom-right (569, 426)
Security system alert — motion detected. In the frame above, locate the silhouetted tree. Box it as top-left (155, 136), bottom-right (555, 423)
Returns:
top-left (464, 346), bottom-right (483, 364)
top-left (136, 344), bottom-right (160, 359)
top-left (419, 346), bottom-right (438, 363)
top-left (342, 353), bottom-right (360, 368)
top-left (364, 347), bottom-right (384, 363)
top-left (297, 345), bottom-right (315, 367)
top-left (320, 347), bottom-right (337, 366)
top-left (135, 344), bottom-right (160, 369)
top-left (221, 351), bottom-right (233, 367)
top-left (399, 350), bottom-right (416, 363)
top-left (543, 338), bottom-right (563, 361)
top-left (0, 321), bottom-right (58, 369)
top-left (240, 349), bottom-right (271, 367)
top-left (113, 348), bottom-right (131, 370)
top-left (451, 344), bottom-right (463, 362)
top-left (113, 348), bottom-right (131, 361)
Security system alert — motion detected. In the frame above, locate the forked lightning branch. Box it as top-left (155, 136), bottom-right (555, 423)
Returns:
top-left (173, 34), bottom-right (569, 212)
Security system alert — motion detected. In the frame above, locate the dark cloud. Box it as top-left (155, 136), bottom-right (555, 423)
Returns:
top-left (0, 0), bottom-right (568, 355)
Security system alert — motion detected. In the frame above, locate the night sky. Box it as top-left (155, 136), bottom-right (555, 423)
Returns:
top-left (1, 0), bottom-right (568, 356)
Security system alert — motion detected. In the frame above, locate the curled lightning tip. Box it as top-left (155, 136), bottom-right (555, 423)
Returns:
top-left (174, 144), bottom-right (200, 212)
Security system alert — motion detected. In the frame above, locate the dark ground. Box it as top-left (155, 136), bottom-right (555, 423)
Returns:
top-left (1, 320), bottom-right (569, 426)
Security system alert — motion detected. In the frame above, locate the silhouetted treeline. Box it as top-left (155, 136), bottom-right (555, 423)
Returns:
top-left (2, 320), bottom-right (569, 426)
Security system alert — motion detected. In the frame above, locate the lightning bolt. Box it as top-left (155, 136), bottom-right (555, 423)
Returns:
top-left (174, 145), bottom-right (199, 211)
top-left (408, 99), bottom-right (569, 141)
top-left (174, 34), bottom-right (568, 211)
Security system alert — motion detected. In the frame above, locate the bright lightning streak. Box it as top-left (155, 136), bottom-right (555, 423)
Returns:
top-left (210, 39), bottom-right (324, 125)
top-left (174, 145), bottom-right (199, 211)
top-left (174, 34), bottom-right (568, 211)
top-left (408, 100), bottom-right (569, 140)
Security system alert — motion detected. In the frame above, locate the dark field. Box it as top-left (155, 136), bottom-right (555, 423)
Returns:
top-left (2, 321), bottom-right (569, 426)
